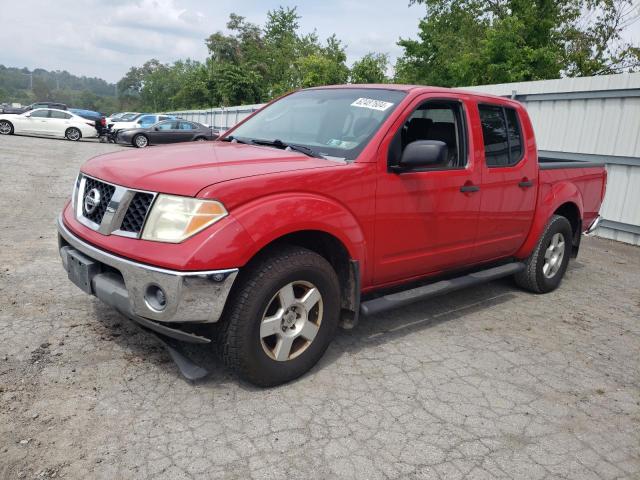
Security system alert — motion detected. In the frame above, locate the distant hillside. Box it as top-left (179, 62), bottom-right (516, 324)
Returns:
top-left (0, 65), bottom-right (118, 112)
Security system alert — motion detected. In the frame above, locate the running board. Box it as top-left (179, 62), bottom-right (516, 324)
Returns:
top-left (360, 262), bottom-right (525, 317)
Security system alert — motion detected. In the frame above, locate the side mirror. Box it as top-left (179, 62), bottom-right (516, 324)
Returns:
top-left (395, 140), bottom-right (447, 171)
top-left (154, 127), bottom-right (159, 131)
top-left (24, 113), bottom-right (31, 117)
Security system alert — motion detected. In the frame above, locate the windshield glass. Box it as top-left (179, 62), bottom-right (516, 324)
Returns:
top-left (229, 88), bottom-right (406, 160)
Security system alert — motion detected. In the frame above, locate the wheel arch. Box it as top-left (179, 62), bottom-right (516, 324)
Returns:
top-left (516, 181), bottom-right (584, 259)
top-left (65, 126), bottom-right (82, 140)
top-left (236, 229), bottom-right (361, 330)
top-left (0, 118), bottom-right (14, 133)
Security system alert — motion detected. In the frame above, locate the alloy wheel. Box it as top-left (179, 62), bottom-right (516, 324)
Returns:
top-left (542, 232), bottom-right (565, 278)
top-left (260, 281), bottom-right (323, 361)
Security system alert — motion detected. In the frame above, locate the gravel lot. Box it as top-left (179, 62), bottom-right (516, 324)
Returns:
top-left (0, 134), bottom-right (639, 480)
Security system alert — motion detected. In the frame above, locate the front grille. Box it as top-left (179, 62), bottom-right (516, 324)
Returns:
top-left (120, 192), bottom-right (154, 234)
top-left (82, 177), bottom-right (115, 224)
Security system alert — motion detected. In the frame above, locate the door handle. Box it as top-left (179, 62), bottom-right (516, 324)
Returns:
top-left (518, 179), bottom-right (533, 188)
top-left (460, 184), bottom-right (480, 193)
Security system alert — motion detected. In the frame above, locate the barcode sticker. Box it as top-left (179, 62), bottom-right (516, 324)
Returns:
top-left (350, 98), bottom-right (394, 111)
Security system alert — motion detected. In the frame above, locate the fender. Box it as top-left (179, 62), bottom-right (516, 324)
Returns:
top-left (515, 180), bottom-right (584, 259)
top-left (230, 192), bottom-right (368, 272)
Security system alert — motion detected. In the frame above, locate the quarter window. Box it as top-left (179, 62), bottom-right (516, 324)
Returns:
top-left (478, 105), bottom-right (523, 167)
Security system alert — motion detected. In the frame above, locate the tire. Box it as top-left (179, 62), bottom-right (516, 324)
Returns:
top-left (217, 245), bottom-right (341, 387)
top-left (133, 134), bottom-right (148, 148)
top-left (0, 120), bottom-right (14, 135)
top-left (514, 214), bottom-right (573, 293)
top-left (65, 127), bottom-right (81, 141)
top-left (194, 136), bottom-right (207, 142)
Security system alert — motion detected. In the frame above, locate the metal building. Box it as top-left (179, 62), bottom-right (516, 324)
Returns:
top-left (464, 73), bottom-right (640, 246)
top-left (166, 72), bottom-right (640, 246)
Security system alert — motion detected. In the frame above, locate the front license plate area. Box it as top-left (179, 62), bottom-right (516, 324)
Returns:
top-left (66, 249), bottom-right (100, 294)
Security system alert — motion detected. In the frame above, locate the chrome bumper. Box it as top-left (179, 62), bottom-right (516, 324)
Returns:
top-left (57, 216), bottom-right (238, 324)
top-left (584, 215), bottom-right (602, 236)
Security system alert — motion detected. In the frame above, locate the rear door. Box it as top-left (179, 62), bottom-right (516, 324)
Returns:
top-left (175, 121), bottom-right (198, 142)
top-left (149, 120), bottom-right (179, 144)
top-left (472, 103), bottom-right (537, 262)
top-left (373, 95), bottom-right (482, 285)
top-left (48, 110), bottom-right (74, 136)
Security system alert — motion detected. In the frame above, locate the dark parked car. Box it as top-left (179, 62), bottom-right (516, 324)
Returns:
top-left (116, 119), bottom-right (218, 148)
top-left (70, 108), bottom-right (108, 137)
top-left (1, 101), bottom-right (67, 114)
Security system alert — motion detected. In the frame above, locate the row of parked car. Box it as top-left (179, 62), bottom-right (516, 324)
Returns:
top-left (0, 102), bottom-right (218, 147)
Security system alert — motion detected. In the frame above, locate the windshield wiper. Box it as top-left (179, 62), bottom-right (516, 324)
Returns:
top-left (220, 135), bottom-right (252, 145)
top-left (250, 139), bottom-right (325, 158)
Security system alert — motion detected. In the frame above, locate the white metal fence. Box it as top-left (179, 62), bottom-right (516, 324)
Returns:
top-left (164, 104), bottom-right (264, 131)
top-left (166, 72), bottom-right (640, 246)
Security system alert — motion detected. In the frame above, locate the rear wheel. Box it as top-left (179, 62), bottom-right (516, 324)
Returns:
top-left (65, 127), bottom-right (81, 141)
top-left (194, 136), bottom-right (207, 142)
top-left (514, 214), bottom-right (573, 293)
top-left (217, 246), bottom-right (341, 387)
top-left (0, 120), bottom-right (13, 135)
top-left (133, 134), bottom-right (148, 148)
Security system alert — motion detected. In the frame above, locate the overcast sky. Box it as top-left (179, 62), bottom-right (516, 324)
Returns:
top-left (1, 0), bottom-right (639, 83)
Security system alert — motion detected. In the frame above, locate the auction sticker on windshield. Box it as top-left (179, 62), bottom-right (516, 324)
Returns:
top-left (350, 98), bottom-right (394, 111)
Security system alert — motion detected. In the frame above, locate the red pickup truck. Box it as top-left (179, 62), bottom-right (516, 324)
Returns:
top-left (57, 85), bottom-right (606, 386)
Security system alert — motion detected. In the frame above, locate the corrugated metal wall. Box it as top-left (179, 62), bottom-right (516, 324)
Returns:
top-left (164, 104), bottom-right (264, 130)
top-left (165, 72), bottom-right (640, 245)
top-left (463, 73), bottom-right (640, 245)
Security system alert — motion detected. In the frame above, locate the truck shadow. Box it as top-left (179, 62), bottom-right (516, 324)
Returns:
top-left (91, 277), bottom-right (520, 388)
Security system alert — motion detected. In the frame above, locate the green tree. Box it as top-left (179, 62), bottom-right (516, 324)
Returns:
top-left (350, 53), bottom-right (389, 83)
top-left (396, 0), bottom-right (640, 87)
top-left (32, 77), bottom-right (52, 100)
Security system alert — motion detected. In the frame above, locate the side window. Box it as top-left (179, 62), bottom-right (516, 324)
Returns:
top-left (179, 122), bottom-right (195, 130)
top-left (50, 111), bottom-right (71, 119)
top-left (505, 108), bottom-right (523, 162)
top-left (30, 109), bottom-right (50, 118)
top-left (388, 100), bottom-right (467, 170)
top-left (156, 121), bottom-right (176, 130)
top-left (478, 105), bottom-right (523, 167)
top-left (138, 115), bottom-right (154, 124)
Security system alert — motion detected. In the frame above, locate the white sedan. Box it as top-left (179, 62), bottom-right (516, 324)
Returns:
top-left (0, 108), bottom-right (98, 141)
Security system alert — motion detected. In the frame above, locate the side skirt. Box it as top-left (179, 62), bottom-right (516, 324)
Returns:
top-left (360, 262), bottom-right (525, 317)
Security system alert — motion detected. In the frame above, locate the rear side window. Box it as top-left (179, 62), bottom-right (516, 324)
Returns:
top-left (179, 122), bottom-right (196, 130)
top-left (51, 111), bottom-right (71, 119)
top-left (478, 105), bottom-right (523, 167)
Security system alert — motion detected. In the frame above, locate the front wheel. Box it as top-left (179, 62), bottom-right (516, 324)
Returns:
top-left (0, 120), bottom-right (13, 135)
top-left (65, 127), bottom-right (81, 141)
top-left (217, 246), bottom-right (341, 387)
top-left (514, 214), bottom-right (573, 293)
top-left (133, 134), bottom-right (148, 148)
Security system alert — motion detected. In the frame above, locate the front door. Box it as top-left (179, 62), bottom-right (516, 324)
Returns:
top-left (23, 109), bottom-right (51, 134)
top-left (373, 96), bottom-right (482, 285)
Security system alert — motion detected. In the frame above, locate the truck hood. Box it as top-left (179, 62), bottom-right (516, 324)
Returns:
top-left (81, 141), bottom-right (338, 196)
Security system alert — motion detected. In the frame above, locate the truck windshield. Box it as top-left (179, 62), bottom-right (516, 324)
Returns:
top-left (228, 88), bottom-right (406, 160)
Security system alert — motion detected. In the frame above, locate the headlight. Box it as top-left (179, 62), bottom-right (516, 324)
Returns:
top-left (141, 194), bottom-right (228, 243)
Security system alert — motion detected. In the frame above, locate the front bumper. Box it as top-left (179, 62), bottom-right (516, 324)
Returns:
top-left (57, 216), bottom-right (238, 324)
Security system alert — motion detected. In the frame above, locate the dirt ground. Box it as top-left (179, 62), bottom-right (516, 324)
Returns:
top-left (0, 134), bottom-right (639, 480)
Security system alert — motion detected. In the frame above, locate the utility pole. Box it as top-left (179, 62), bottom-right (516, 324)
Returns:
top-left (23, 72), bottom-right (33, 90)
